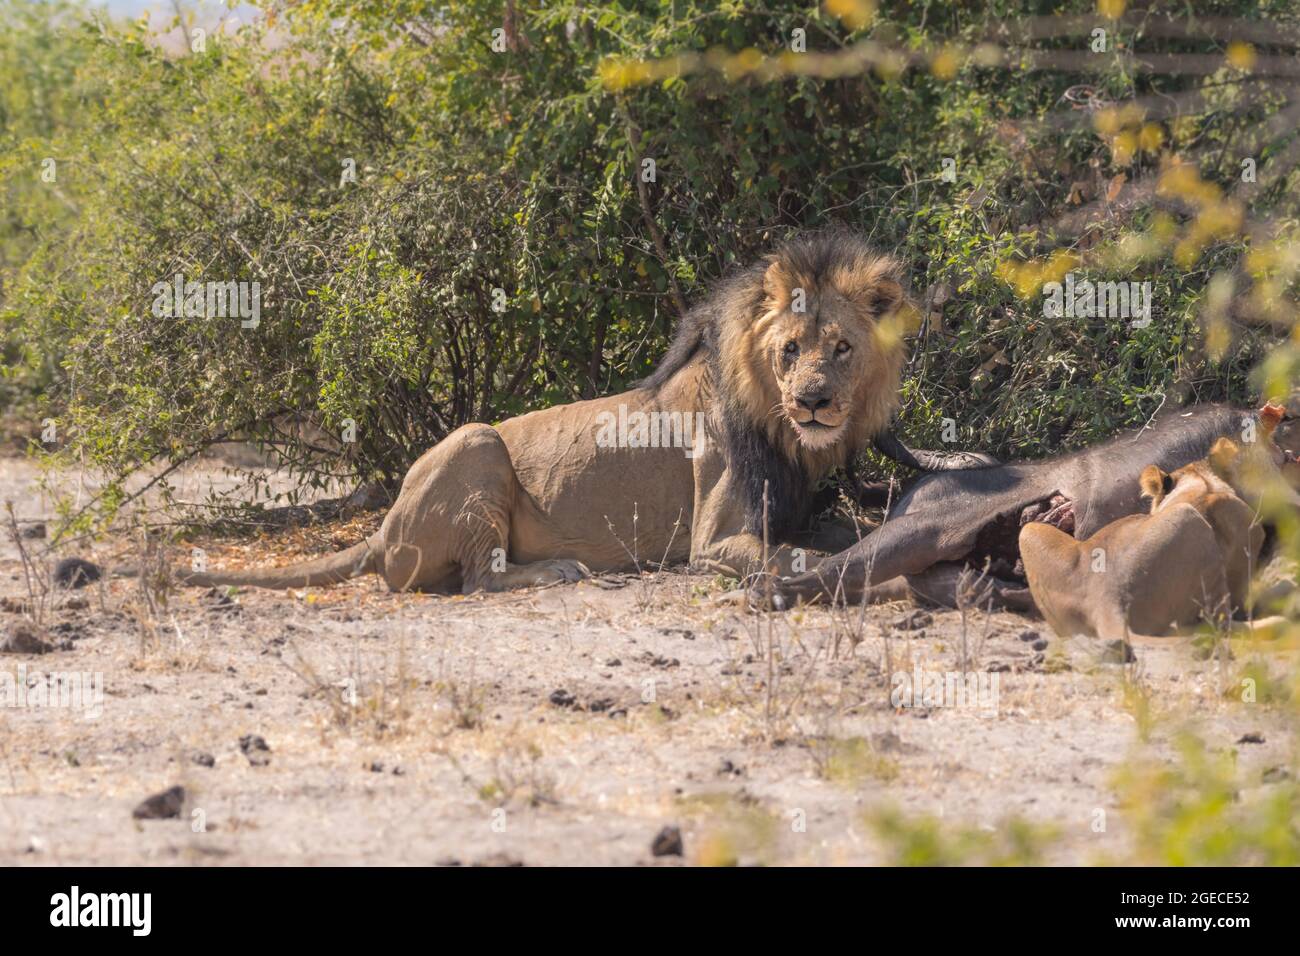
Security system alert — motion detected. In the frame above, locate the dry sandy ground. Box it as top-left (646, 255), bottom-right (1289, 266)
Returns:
top-left (0, 455), bottom-right (1295, 866)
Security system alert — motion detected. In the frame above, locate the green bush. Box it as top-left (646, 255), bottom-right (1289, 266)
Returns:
top-left (0, 0), bottom-right (1296, 526)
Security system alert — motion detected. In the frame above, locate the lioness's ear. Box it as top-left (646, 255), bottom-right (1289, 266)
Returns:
top-left (1139, 465), bottom-right (1170, 504)
top-left (1208, 437), bottom-right (1240, 478)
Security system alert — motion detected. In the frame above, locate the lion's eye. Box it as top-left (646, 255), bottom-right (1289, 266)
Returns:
top-left (835, 341), bottom-right (852, 355)
top-left (783, 340), bottom-right (799, 357)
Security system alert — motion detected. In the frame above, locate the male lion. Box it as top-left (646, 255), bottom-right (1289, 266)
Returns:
top-left (182, 230), bottom-right (922, 592)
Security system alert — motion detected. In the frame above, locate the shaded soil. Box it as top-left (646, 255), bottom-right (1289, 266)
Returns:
top-left (0, 456), bottom-right (1294, 865)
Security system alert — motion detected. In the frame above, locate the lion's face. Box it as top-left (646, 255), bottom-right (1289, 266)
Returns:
top-left (744, 252), bottom-right (908, 457)
top-left (760, 291), bottom-right (882, 450)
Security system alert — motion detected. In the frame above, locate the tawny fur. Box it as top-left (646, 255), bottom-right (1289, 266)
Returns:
top-left (1019, 434), bottom-right (1291, 641)
top-left (181, 230), bottom-right (910, 592)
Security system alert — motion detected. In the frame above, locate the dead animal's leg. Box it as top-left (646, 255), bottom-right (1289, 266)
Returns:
top-left (755, 511), bottom-right (969, 607)
top-left (865, 563), bottom-right (1039, 613)
top-left (377, 424), bottom-right (589, 593)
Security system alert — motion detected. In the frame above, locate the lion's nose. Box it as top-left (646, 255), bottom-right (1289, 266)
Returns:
top-left (795, 392), bottom-right (832, 412)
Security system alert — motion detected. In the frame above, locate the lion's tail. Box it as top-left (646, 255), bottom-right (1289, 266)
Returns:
top-left (178, 536), bottom-right (382, 590)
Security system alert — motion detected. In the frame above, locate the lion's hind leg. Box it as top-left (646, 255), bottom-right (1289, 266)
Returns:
top-left (378, 423), bottom-right (589, 593)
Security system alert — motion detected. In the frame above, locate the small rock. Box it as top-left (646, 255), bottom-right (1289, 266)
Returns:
top-left (588, 698), bottom-right (615, 712)
top-left (1100, 640), bottom-right (1136, 664)
top-left (239, 734), bottom-right (271, 766)
top-left (548, 689), bottom-right (576, 709)
top-left (640, 651), bottom-right (679, 669)
top-left (1018, 630), bottom-right (1041, 643)
top-left (1262, 766), bottom-right (1291, 784)
top-left (871, 731), bottom-right (921, 755)
top-left (19, 523), bottom-right (46, 540)
top-left (191, 752), bottom-right (216, 768)
top-left (53, 557), bottom-right (101, 589)
top-left (1, 623), bottom-right (61, 654)
top-left (605, 658), bottom-right (622, 667)
top-left (651, 825), bottom-right (683, 857)
top-left (718, 758), bottom-right (744, 777)
top-left (892, 610), bottom-right (933, 631)
top-left (1237, 733), bottom-right (1265, 745)
top-left (132, 785), bottom-right (185, 820)
top-left (1031, 638), bottom-right (1049, 652)
top-left (203, 588), bottom-right (240, 614)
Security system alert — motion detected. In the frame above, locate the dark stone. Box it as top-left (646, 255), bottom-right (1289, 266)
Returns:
top-left (651, 825), bottom-right (683, 857)
top-left (548, 689), bottom-right (576, 708)
top-left (239, 734), bottom-right (271, 766)
top-left (892, 610), bottom-right (933, 631)
top-left (1, 623), bottom-right (60, 654)
top-left (53, 557), bottom-right (101, 589)
top-left (132, 785), bottom-right (185, 820)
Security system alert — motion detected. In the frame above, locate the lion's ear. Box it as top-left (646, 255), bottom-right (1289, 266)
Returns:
top-left (836, 257), bottom-right (905, 317)
top-left (762, 259), bottom-right (795, 307)
top-left (868, 268), bottom-right (905, 316)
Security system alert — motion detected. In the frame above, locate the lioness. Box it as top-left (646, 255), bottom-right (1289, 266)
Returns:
top-left (1019, 410), bottom-right (1296, 641)
top-left (183, 230), bottom-right (922, 592)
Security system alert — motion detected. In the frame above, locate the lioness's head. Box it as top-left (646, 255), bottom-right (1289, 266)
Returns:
top-left (716, 231), bottom-right (912, 467)
top-left (1139, 457), bottom-right (1235, 513)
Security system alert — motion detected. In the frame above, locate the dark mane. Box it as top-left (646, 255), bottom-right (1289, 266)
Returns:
top-left (718, 403), bottom-right (808, 538)
top-left (639, 228), bottom-right (895, 538)
top-left (636, 262), bottom-right (765, 392)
